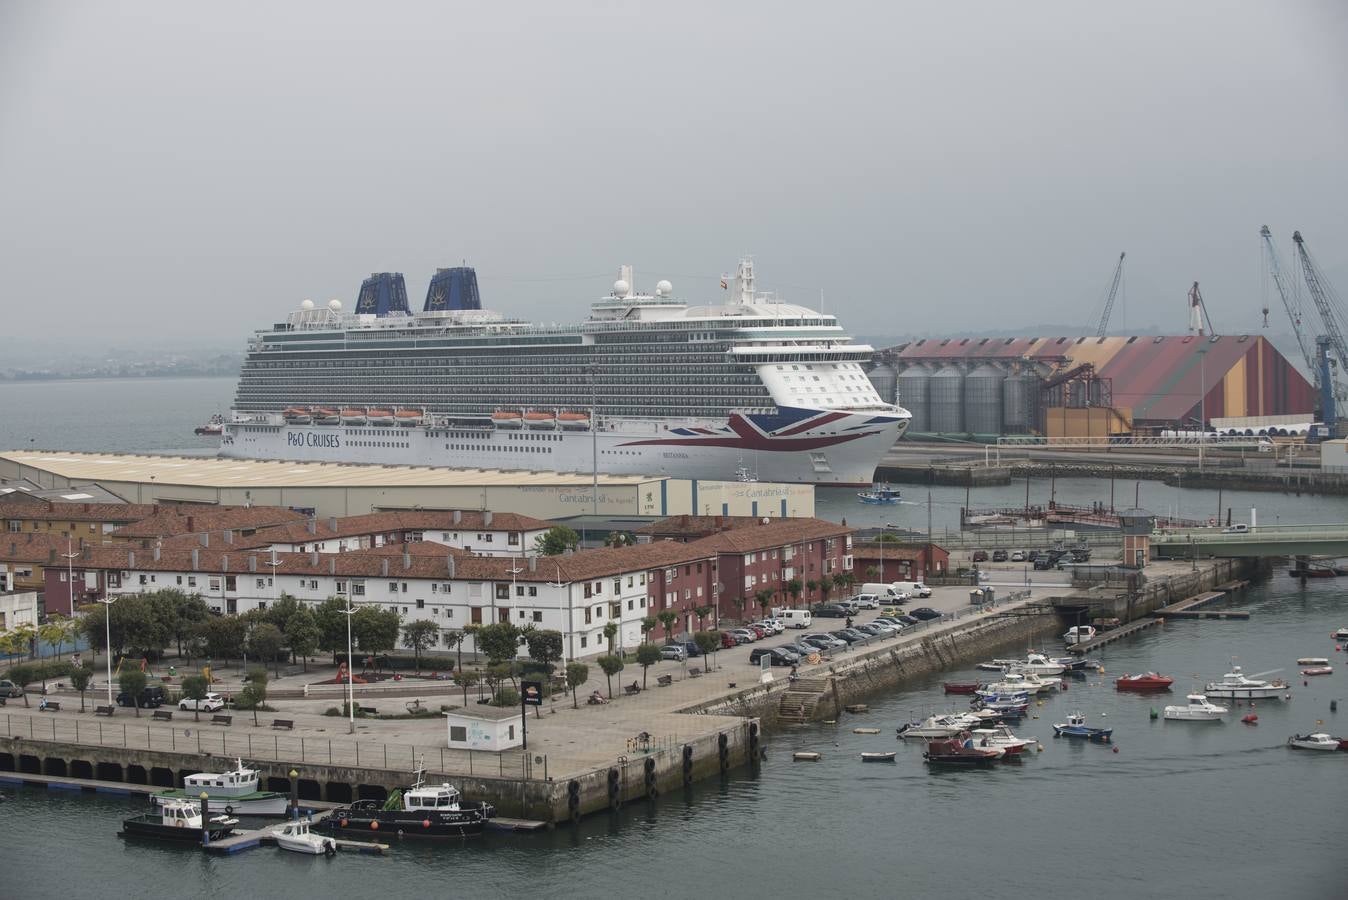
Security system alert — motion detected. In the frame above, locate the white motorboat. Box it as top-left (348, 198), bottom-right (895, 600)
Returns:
top-left (270, 818), bottom-right (337, 856)
top-left (1333, 627), bottom-right (1348, 640)
top-left (898, 714), bottom-right (978, 739)
top-left (1163, 694), bottom-right (1228, 721)
top-left (1286, 732), bottom-right (1343, 751)
top-left (153, 758), bottom-right (289, 816)
top-left (969, 724), bottom-right (1037, 756)
top-left (1004, 653), bottom-right (1066, 677)
top-left (1062, 625), bottom-right (1097, 646)
top-left (1203, 665), bottom-right (1289, 700)
top-left (1295, 657), bottom-right (1329, 666)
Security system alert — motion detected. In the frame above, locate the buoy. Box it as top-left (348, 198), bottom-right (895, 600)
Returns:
top-left (1149, 708), bottom-right (1158, 720)
top-left (423, 819), bottom-right (431, 828)
top-left (1331, 700), bottom-right (1338, 712)
top-left (370, 821), bottom-right (379, 830)
top-left (1284, 693), bottom-right (1292, 700)
top-left (1304, 680), bottom-right (1309, 687)
top-left (1241, 714), bottom-right (1258, 725)
top-left (1112, 746), bottom-right (1119, 753)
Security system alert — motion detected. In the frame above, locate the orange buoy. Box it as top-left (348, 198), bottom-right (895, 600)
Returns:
top-left (370, 820), bottom-right (379, 830)
top-left (423, 819), bottom-right (431, 828)
top-left (1112, 746), bottom-right (1119, 753)
top-left (1241, 714), bottom-right (1258, 725)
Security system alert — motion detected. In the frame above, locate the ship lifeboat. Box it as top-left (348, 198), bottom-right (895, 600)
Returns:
top-left (524, 411), bottom-right (556, 429)
top-left (312, 407), bottom-right (340, 425)
top-left (557, 411), bottom-right (591, 430)
top-left (340, 407), bottom-right (367, 426)
top-left (366, 408), bottom-right (395, 426)
top-left (283, 407), bottom-right (312, 424)
top-left (394, 409), bottom-right (423, 426)
top-left (491, 411), bottom-right (523, 429)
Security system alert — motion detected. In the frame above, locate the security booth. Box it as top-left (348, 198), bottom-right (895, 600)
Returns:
top-left (1118, 508), bottom-right (1154, 570)
top-left (444, 705), bottom-right (523, 752)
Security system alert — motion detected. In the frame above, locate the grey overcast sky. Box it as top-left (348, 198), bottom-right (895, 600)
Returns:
top-left (2, 0), bottom-right (1345, 349)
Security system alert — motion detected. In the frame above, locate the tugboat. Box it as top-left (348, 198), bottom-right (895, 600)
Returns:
top-left (194, 414), bottom-right (225, 435)
top-left (322, 763), bottom-right (495, 839)
top-left (1052, 712), bottom-right (1113, 742)
top-left (857, 484), bottom-right (901, 505)
top-left (152, 758), bottom-right (289, 816)
top-left (120, 797), bottom-right (238, 843)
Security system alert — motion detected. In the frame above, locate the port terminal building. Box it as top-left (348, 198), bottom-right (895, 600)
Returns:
top-left (866, 334), bottom-right (1315, 439)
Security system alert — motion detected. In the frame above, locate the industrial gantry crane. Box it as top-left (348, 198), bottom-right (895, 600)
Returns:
top-left (1292, 230), bottom-right (1347, 434)
top-left (1092, 252), bottom-right (1126, 337)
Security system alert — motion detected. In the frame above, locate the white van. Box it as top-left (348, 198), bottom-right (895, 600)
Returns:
top-left (782, 609), bottom-right (813, 630)
top-left (860, 583), bottom-right (903, 600)
top-left (892, 581), bottom-right (933, 598)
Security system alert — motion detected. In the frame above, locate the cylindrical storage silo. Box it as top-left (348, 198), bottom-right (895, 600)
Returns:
top-left (928, 364), bottom-right (965, 434)
top-left (866, 362), bottom-right (897, 405)
top-left (963, 363), bottom-right (1005, 436)
top-left (1002, 372), bottom-right (1040, 433)
top-left (895, 363), bottom-right (931, 432)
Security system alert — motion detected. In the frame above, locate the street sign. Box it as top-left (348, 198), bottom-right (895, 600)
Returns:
top-left (521, 680), bottom-right (544, 707)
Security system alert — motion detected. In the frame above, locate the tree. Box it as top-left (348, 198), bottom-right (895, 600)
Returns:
top-left (603, 530), bottom-right (635, 548)
top-left (402, 620), bottom-right (439, 673)
top-left (639, 616), bottom-right (657, 643)
top-left (694, 630), bottom-right (720, 670)
top-left (805, 579), bottom-right (819, 603)
top-left (237, 667), bottom-right (268, 726)
top-left (524, 630), bottom-right (563, 683)
top-left (656, 611), bottom-right (677, 643)
top-left (38, 614), bottom-right (75, 661)
top-left (70, 664), bottom-right (94, 713)
top-left (442, 629), bottom-right (463, 674)
top-left (475, 622), bottom-right (522, 666)
top-left (865, 565), bottom-right (880, 581)
top-left (352, 606), bottom-right (401, 660)
top-left (172, 593), bottom-right (212, 658)
top-left (247, 622), bottom-right (285, 677)
top-left (565, 661), bottom-right (589, 709)
top-left (596, 654), bottom-right (624, 699)
top-left (262, 594), bottom-right (303, 633)
top-left (534, 525), bottom-right (580, 556)
top-left (786, 578), bottom-right (803, 608)
top-left (635, 643), bottom-right (661, 689)
top-left (453, 669), bottom-right (479, 708)
top-left (201, 615), bottom-right (247, 667)
top-left (284, 606), bottom-right (319, 672)
top-left (314, 597), bottom-right (351, 664)
top-left (118, 669), bottom-right (147, 717)
top-left (755, 589), bottom-right (775, 617)
top-left (602, 621), bottom-right (619, 654)
top-left (179, 673), bottom-right (209, 721)
top-left (693, 605), bottom-right (713, 631)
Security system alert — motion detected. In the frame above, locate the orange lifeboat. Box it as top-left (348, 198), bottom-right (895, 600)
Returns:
top-left (394, 409), bottom-right (424, 426)
top-left (313, 407), bottom-right (340, 425)
top-left (492, 411), bottom-right (523, 428)
top-left (340, 407), bottom-right (367, 425)
top-left (282, 406), bottom-right (311, 424)
top-left (524, 411), bottom-right (556, 429)
top-left (557, 411), bottom-right (591, 430)
top-left (366, 408), bottom-right (395, 426)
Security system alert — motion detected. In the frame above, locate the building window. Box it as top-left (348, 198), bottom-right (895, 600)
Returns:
top-left (255, 578), bottom-right (265, 589)
top-left (495, 584), bottom-right (510, 600)
top-left (389, 581), bottom-right (398, 593)
top-left (416, 598), bottom-right (424, 609)
top-left (225, 576), bottom-right (236, 591)
top-left (509, 532), bottom-right (520, 546)
top-left (584, 607), bottom-right (592, 624)
top-left (209, 578), bottom-right (221, 591)
top-left (188, 576), bottom-right (197, 588)
top-left (516, 586), bottom-right (525, 597)
top-left (580, 636), bottom-right (587, 648)
top-left (527, 586), bottom-right (537, 597)
top-left (335, 581), bottom-right (347, 594)
top-left (532, 611), bottom-right (542, 623)
top-left (139, 574), bottom-right (147, 585)
top-left (471, 607), bottom-right (483, 624)
top-left (353, 581), bottom-right (366, 596)
top-left (450, 725), bottom-right (467, 742)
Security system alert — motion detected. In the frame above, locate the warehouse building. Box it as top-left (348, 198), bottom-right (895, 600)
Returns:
top-left (867, 334), bottom-right (1315, 438)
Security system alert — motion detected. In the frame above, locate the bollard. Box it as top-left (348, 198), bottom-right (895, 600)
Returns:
top-left (200, 792), bottom-right (211, 846)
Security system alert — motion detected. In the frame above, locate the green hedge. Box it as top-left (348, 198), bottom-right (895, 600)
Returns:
top-left (7, 660), bottom-right (75, 685)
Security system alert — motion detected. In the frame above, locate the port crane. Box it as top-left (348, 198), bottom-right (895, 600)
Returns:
top-left (1292, 230), bottom-right (1347, 433)
top-left (1259, 225), bottom-right (1320, 393)
top-left (1092, 252), bottom-right (1126, 337)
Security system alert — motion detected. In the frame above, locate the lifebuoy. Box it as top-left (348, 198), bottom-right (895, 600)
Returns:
top-left (224, 805), bottom-right (234, 815)
top-left (175, 819), bottom-right (185, 828)
top-left (1208, 518), bottom-right (1216, 526)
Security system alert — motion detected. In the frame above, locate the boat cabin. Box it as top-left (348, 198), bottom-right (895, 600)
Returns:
top-left (159, 800), bottom-right (203, 828)
top-left (184, 759), bottom-right (258, 795)
top-left (402, 782), bottom-right (463, 812)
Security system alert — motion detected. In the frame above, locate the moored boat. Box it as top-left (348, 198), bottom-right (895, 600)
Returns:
top-left (1300, 666), bottom-right (1333, 677)
top-left (1003, 653), bottom-right (1066, 677)
top-left (1203, 665), bottom-right (1289, 700)
top-left (860, 751), bottom-right (897, 762)
top-left (322, 765), bottom-right (495, 839)
top-left (1115, 672), bottom-right (1175, 692)
top-left (1163, 694), bottom-right (1228, 721)
top-left (923, 733), bottom-right (1004, 765)
top-left (1062, 625), bottom-right (1096, 646)
top-left (270, 818), bottom-right (338, 856)
top-left (153, 758), bottom-right (289, 816)
top-left (969, 724), bottom-right (1036, 756)
top-left (194, 414), bottom-right (225, 435)
top-left (1296, 657), bottom-right (1329, 666)
top-left (1052, 712), bottom-right (1113, 742)
top-left (1333, 627), bottom-right (1348, 640)
top-left (857, 484), bottom-right (901, 505)
top-left (1286, 732), bottom-right (1343, 751)
top-left (121, 797), bottom-right (238, 843)
top-left (898, 714), bottom-right (978, 739)
top-left (943, 682), bottom-right (980, 694)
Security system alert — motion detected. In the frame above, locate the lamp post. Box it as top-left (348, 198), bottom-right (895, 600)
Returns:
top-left (61, 537), bottom-right (78, 616)
top-left (96, 596), bottom-right (116, 705)
top-left (342, 602), bottom-right (357, 734)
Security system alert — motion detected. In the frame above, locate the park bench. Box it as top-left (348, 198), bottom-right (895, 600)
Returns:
top-left (357, 705), bottom-right (377, 715)
top-left (95, 705), bottom-right (115, 717)
top-left (688, 667), bottom-right (702, 678)
top-left (271, 719), bottom-right (294, 730)
top-left (623, 682), bottom-right (642, 696)
top-left (152, 710), bottom-right (173, 722)
top-left (39, 700), bottom-right (61, 711)
top-left (656, 674), bottom-right (673, 688)
top-left (211, 714), bottom-right (233, 726)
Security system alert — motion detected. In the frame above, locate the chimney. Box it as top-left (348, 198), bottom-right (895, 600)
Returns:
top-left (328, 516), bottom-right (337, 532)
top-left (528, 556), bottom-right (537, 572)
top-left (446, 556), bottom-right (455, 578)
top-left (310, 550), bottom-right (319, 567)
top-left (221, 555), bottom-right (229, 572)
top-left (402, 550), bottom-right (411, 571)
top-left (248, 554), bottom-right (257, 573)
top-left (329, 558), bottom-right (336, 575)
top-left (307, 516), bottom-right (317, 535)
top-left (224, 530), bottom-right (234, 545)
top-left (49, 549), bottom-right (57, 563)
top-left (186, 516), bottom-right (194, 533)
top-left (483, 510), bottom-right (493, 527)
top-left (191, 548), bottom-right (200, 570)
top-left (127, 550), bottom-right (134, 569)
top-left (200, 532), bottom-right (210, 548)
top-left (381, 558), bottom-right (389, 578)
top-left (153, 545), bottom-right (161, 562)
top-left (453, 510), bottom-right (462, 525)
top-left (82, 545), bottom-right (90, 560)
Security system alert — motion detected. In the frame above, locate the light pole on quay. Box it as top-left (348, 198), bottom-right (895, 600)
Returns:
top-left (342, 602), bottom-right (357, 734)
top-left (96, 595), bottom-right (116, 705)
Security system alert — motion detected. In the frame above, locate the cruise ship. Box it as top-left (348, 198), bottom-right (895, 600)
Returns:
top-left (221, 260), bottom-right (910, 484)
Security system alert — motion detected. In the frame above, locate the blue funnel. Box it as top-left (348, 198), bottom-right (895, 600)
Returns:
top-left (424, 267), bottom-right (481, 312)
top-left (354, 273), bottom-right (410, 316)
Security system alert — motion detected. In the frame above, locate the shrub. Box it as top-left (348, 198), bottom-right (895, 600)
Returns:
top-left (492, 687), bottom-right (520, 707)
top-left (7, 660), bottom-right (74, 686)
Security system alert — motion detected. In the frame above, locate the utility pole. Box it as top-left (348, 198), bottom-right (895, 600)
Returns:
top-left (61, 537), bottom-right (79, 616)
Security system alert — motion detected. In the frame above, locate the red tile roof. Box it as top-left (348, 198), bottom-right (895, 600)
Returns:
top-left (0, 499), bottom-right (160, 524)
top-left (109, 506), bottom-right (309, 540)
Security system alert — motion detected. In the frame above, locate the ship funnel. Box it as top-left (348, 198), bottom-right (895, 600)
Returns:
top-left (423, 267), bottom-right (481, 312)
top-left (355, 272), bottom-right (411, 316)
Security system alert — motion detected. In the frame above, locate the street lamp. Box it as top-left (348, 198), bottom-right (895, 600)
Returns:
top-left (342, 602), bottom-right (357, 734)
top-left (96, 596), bottom-right (116, 705)
top-left (61, 537), bottom-right (79, 616)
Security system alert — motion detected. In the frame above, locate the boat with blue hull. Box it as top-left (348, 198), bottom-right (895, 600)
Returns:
top-left (1052, 712), bottom-right (1113, 742)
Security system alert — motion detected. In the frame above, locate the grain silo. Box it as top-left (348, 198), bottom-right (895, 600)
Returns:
top-left (1002, 372), bottom-right (1040, 434)
top-left (929, 364), bottom-right (965, 434)
top-left (866, 362), bottom-right (897, 405)
top-left (963, 364), bottom-right (1005, 436)
top-left (895, 363), bottom-right (931, 432)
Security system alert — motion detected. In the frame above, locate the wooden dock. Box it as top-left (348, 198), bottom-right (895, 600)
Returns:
top-left (0, 771), bottom-right (157, 796)
top-left (1155, 592), bottom-right (1251, 620)
top-left (489, 817), bottom-right (548, 832)
top-left (1065, 618), bottom-right (1160, 654)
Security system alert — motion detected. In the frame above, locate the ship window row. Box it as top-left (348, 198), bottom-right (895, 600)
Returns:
top-left (348, 440), bottom-right (410, 448)
top-left (448, 443), bottom-right (553, 454)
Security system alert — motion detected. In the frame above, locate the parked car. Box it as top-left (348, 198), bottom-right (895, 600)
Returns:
top-left (879, 606), bottom-right (903, 618)
top-left (873, 617), bottom-right (907, 630)
top-left (811, 604), bottom-right (848, 618)
top-left (660, 644), bottom-right (688, 661)
top-left (972, 550), bottom-right (989, 562)
top-left (851, 594), bottom-right (881, 610)
top-left (178, 692), bottom-right (226, 712)
top-left (748, 646), bottom-right (778, 664)
top-left (1033, 556), bottom-right (1059, 570)
top-left (758, 619), bottom-right (786, 634)
top-left (835, 600), bottom-right (861, 615)
top-left (1070, 548), bottom-right (1091, 562)
top-left (1222, 523), bottom-right (1249, 534)
top-left (1010, 551), bottom-right (1025, 562)
top-left (0, 680), bottom-right (24, 698)
top-left (769, 647), bottom-right (802, 665)
top-left (909, 607), bottom-right (943, 621)
top-left (826, 629), bottom-right (863, 645)
top-left (117, 686), bottom-right (166, 709)
top-left (677, 640), bottom-right (703, 657)
top-left (992, 549), bottom-right (1009, 562)
top-left (896, 614), bottom-right (920, 626)
top-left (744, 623), bottom-right (768, 639)
top-left (859, 622), bottom-right (898, 638)
top-left (801, 633), bottom-right (847, 651)
top-left (728, 628), bottom-right (759, 644)
top-left (720, 631), bottom-right (739, 649)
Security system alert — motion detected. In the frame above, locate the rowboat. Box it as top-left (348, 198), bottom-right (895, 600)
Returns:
top-left (943, 682), bottom-right (980, 694)
top-left (861, 752), bottom-right (897, 762)
top-left (1301, 666), bottom-right (1333, 677)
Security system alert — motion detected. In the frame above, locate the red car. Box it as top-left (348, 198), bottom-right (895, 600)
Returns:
top-left (745, 623), bottom-right (768, 639)
top-left (720, 631), bottom-right (738, 649)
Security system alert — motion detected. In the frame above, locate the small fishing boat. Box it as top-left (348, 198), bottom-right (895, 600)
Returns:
top-left (1296, 657), bottom-right (1330, 666)
top-left (969, 724), bottom-right (1036, 756)
top-left (1204, 665), bottom-right (1289, 700)
top-left (1115, 672), bottom-right (1175, 692)
top-left (270, 818), bottom-right (338, 856)
top-left (1062, 625), bottom-right (1097, 646)
top-left (322, 763), bottom-right (495, 839)
top-left (1333, 627), bottom-right (1348, 640)
top-left (923, 733), bottom-right (1003, 765)
top-left (121, 797), bottom-right (238, 843)
top-left (1163, 694), bottom-right (1228, 721)
top-left (1052, 712), bottom-right (1113, 742)
top-left (154, 758), bottom-right (289, 816)
top-left (897, 714), bottom-right (979, 739)
top-left (860, 751), bottom-right (897, 763)
top-left (1300, 666), bottom-right (1333, 677)
top-left (943, 682), bottom-right (980, 695)
top-left (1001, 653), bottom-right (1066, 677)
top-left (857, 484), bottom-right (902, 505)
top-left (1287, 732), bottom-right (1343, 751)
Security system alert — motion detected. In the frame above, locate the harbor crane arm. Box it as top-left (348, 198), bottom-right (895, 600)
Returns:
top-left (1094, 252), bottom-right (1126, 337)
top-left (1259, 225), bottom-right (1319, 390)
top-left (1292, 230), bottom-right (1348, 381)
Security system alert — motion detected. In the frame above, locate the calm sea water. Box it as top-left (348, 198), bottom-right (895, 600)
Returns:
top-left (1, 576), bottom-right (1345, 899)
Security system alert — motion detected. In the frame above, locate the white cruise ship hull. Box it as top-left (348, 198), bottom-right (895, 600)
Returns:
top-left (221, 409), bottom-right (907, 485)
